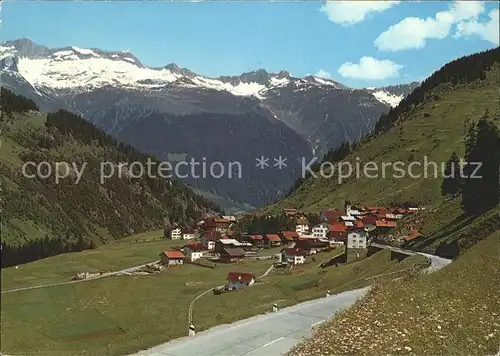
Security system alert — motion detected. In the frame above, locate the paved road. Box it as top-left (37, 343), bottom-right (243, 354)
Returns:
top-left (416, 252), bottom-right (451, 272)
top-left (371, 242), bottom-right (416, 256)
top-left (131, 288), bottom-right (370, 356)
top-left (129, 249), bottom-right (451, 356)
top-left (370, 243), bottom-right (452, 273)
top-left (2, 260), bottom-right (160, 294)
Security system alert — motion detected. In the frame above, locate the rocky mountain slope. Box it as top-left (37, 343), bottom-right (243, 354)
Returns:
top-left (1, 38), bottom-right (417, 206)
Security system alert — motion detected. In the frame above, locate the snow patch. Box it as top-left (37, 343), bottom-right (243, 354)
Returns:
top-left (71, 46), bottom-right (98, 57)
top-left (372, 90), bottom-right (403, 108)
top-left (0, 46), bottom-right (16, 60)
top-left (313, 77), bottom-right (343, 89)
top-left (52, 50), bottom-right (75, 58)
top-left (15, 52), bottom-right (269, 97)
top-left (313, 77), bottom-right (333, 86)
top-left (191, 76), bottom-right (266, 98)
top-left (17, 56), bottom-right (182, 90)
top-left (269, 77), bottom-right (290, 87)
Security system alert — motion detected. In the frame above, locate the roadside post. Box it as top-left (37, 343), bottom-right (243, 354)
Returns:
top-left (273, 302), bottom-right (278, 312)
top-left (188, 323), bottom-right (195, 337)
top-left (326, 290), bottom-right (331, 297)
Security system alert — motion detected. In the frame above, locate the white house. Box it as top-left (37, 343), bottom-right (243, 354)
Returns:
top-left (168, 228), bottom-right (182, 240)
top-left (296, 223), bottom-right (309, 235)
top-left (181, 227), bottom-right (196, 240)
top-left (312, 222), bottom-right (329, 239)
top-left (187, 250), bottom-right (204, 262)
top-left (183, 242), bottom-right (206, 262)
top-left (226, 272), bottom-right (255, 290)
top-left (345, 203), bottom-right (361, 217)
top-left (347, 229), bottom-right (368, 249)
top-left (280, 248), bottom-right (306, 265)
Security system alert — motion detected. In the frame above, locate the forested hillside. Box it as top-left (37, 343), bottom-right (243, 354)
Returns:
top-left (0, 89), bottom-right (221, 267)
top-left (269, 47), bottom-right (500, 213)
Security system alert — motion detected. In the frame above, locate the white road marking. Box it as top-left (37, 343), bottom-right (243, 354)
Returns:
top-left (311, 320), bottom-right (325, 328)
top-left (258, 336), bottom-right (285, 349)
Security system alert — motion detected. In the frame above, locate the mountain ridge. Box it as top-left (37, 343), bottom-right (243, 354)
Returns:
top-left (1, 38), bottom-right (415, 101)
top-left (1, 38), bottom-right (419, 207)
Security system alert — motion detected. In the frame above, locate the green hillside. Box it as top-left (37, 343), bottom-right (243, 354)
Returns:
top-left (288, 230), bottom-right (500, 356)
top-left (268, 48), bottom-right (500, 213)
top-left (0, 89), bottom-right (220, 266)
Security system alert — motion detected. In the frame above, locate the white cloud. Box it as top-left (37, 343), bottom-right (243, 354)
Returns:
top-left (446, 1), bottom-right (485, 22)
top-left (375, 16), bottom-right (451, 51)
top-left (375, 1), bottom-right (492, 51)
top-left (337, 57), bottom-right (403, 80)
top-left (455, 8), bottom-right (500, 45)
top-left (320, 1), bottom-right (400, 26)
top-left (314, 69), bottom-right (331, 78)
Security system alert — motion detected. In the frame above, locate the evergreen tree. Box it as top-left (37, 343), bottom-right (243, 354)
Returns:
top-left (461, 113), bottom-right (500, 215)
top-left (0, 88), bottom-right (39, 116)
top-left (441, 151), bottom-right (461, 196)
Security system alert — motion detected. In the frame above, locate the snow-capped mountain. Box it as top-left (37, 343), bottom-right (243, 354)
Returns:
top-left (2, 39), bottom-right (349, 100)
top-left (1, 38), bottom-right (418, 207)
top-left (1, 38), bottom-right (415, 105)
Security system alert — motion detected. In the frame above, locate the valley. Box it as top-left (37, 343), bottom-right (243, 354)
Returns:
top-left (0, 228), bottom-right (428, 356)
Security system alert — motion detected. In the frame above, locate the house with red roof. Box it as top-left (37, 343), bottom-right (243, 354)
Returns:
top-left (183, 242), bottom-right (206, 262)
top-left (280, 231), bottom-right (300, 244)
top-left (354, 220), bottom-right (365, 229)
top-left (328, 222), bottom-right (348, 242)
top-left (361, 217), bottom-right (377, 231)
top-left (321, 209), bottom-right (344, 224)
top-left (226, 272), bottom-right (255, 290)
top-left (374, 220), bottom-right (398, 236)
top-left (159, 250), bottom-right (185, 266)
top-left (180, 227), bottom-right (196, 240)
top-left (243, 234), bottom-right (264, 248)
top-left (202, 217), bottom-right (232, 233)
top-left (200, 230), bottom-right (222, 251)
top-left (375, 220), bottom-right (397, 228)
top-left (263, 234), bottom-right (282, 248)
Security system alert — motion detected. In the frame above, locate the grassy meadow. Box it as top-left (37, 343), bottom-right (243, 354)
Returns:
top-left (2, 230), bottom-right (173, 290)
top-left (0, 239), bottom-right (427, 356)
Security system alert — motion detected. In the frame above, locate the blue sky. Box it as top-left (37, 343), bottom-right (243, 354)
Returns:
top-left (2, 1), bottom-right (499, 88)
